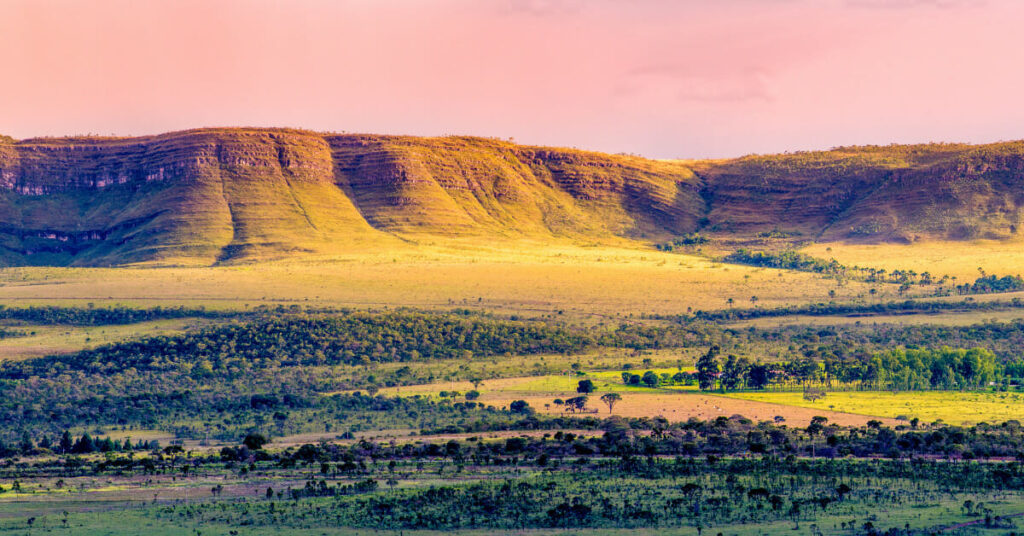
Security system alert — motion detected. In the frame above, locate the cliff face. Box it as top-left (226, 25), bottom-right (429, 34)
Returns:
top-left (0, 129), bottom-right (701, 266)
top-left (700, 143), bottom-right (1024, 243)
top-left (2, 129), bottom-right (1023, 266)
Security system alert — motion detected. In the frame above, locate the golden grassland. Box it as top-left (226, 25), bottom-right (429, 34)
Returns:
top-left (0, 239), bottom-right (897, 319)
top-left (802, 239), bottom-right (1024, 281)
top-left (369, 371), bottom-right (898, 427)
top-left (725, 390), bottom-right (1024, 425)
top-left (0, 318), bottom-right (221, 361)
top-left (734, 309), bottom-right (1024, 329)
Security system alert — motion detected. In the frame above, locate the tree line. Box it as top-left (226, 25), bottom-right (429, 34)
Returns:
top-left (692, 345), bottom-right (1007, 392)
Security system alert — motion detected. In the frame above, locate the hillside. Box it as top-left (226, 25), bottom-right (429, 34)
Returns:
top-left (700, 142), bottom-right (1024, 242)
top-left (1, 129), bottom-right (1023, 266)
top-left (0, 129), bottom-right (701, 266)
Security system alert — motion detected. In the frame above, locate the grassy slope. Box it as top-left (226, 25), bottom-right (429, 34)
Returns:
top-left (699, 141), bottom-right (1024, 242)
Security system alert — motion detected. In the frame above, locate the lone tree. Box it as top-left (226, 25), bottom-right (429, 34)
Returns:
top-left (243, 433), bottom-right (268, 451)
top-left (802, 387), bottom-right (826, 403)
top-left (600, 393), bottom-right (622, 414)
top-left (509, 400), bottom-right (532, 414)
top-left (696, 346), bottom-right (721, 391)
top-left (577, 379), bottom-right (595, 394)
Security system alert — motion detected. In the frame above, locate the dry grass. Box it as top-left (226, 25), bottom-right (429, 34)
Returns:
top-left (734, 309), bottom-right (1024, 329)
top-left (372, 373), bottom-right (896, 427)
top-left (0, 239), bottom-right (876, 319)
top-left (725, 390), bottom-right (1024, 425)
top-left (802, 240), bottom-right (1024, 281)
top-left (0, 318), bottom-right (219, 360)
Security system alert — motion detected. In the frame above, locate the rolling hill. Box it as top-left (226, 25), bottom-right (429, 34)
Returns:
top-left (1, 128), bottom-right (1022, 266)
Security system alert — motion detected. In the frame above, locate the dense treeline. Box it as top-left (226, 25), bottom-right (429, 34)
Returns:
top-left (0, 392), bottom-right (537, 454)
top-left (673, 298), bottom-right (1024, 323)
top-left (764, 320), bottom-right (1024, 371)
top-left (957, 274), bottom-right (1024, 295)
top-left (289, 413), bottom-right (1024, 461)
top-left (693, 346), bottom-right (1007, 392)
top-left (0, 311), bottom-right (676, 443)
top-left (723, 249), bottom-right (847, 276)
top-left (145, 430), bottom-right (1024, 532)
top-left (0, 313), bottom-right (592, 379)
top-left (0, 305), bottom-right (238, 325)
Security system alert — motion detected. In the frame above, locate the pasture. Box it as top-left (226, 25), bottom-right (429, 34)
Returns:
top-left (374, 372), bottom-right (899, 427)
top-left (802, 240), bottom-right (1024, 282)
top-left (0, 239), bottom-right (881, 319)
top-left (726, 390), bottom-right (1024, 425)
top-left (0, 317), bottom-right (221, 360)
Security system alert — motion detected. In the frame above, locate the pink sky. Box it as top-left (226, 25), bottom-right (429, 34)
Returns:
top-left (2, 0), bottom-right (1023, 158)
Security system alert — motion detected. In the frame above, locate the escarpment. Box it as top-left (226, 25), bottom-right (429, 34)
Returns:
top-left (0, 129), bottom-right (702, 266)
top-left (1, 129), bottom-right (1023, 267)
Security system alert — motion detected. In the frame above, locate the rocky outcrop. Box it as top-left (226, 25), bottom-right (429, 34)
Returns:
top-left (0, 129), bottom-right (701, 266)
top-left (2, 129), bottom-right (1023, 266)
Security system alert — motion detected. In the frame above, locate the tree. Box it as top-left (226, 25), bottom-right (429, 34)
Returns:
top-left (59, 431), bottom-right (73, 454)
top-left (72, 433), bottom-right (95, 454)
top-left (802, 387), bottom-right (826, 403)
top-left (509, 400), bottom-right (532, 414)
top-left (600, 393), bottom-right (622, 414)
top-left (641, 371), bottom-right (660, 388)
top-left (806, 416), bottom-right (827, 457)
top-left (576, 379), bottom-right (595, 394)
top-left (465, 390), bottom-right (480, 400)
top-left (243, 433), bottom-right (268, 450)
top-left (721, 355), bottom-right (750, 391)
top-left (747, 363), bottom-right (772, 389)
top-left (696, 346), bottom-right (721, 391)
top-left (563, 396), bottom-right (588, 413)
top-left (601, 416), bottom-right (633, 444)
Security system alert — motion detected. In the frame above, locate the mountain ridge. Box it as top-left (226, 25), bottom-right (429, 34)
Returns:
top-left (1, 128), bottom-right (1022, 266)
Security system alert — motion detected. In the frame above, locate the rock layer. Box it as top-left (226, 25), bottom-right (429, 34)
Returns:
top-left (2, 129), bottom-right (1023, 266)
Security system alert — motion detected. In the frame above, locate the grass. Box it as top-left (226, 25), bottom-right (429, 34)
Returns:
top-left (0, 240), bottom-right (884, 320)
top-left (0, 477), bottom-right (1016, 536)
top-left (372, 369), bottom-right (898, 427)
top-left (0, 317), bottom-right (220, 360)
top-left (724, 390), bottom-right (1024, 425)
top-left (733, 308), bottom-right (1024, 329)
top-left (802, 240), bottom-right (1024, 281)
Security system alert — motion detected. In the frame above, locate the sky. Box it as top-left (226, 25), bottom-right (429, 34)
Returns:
top-left (2, 0), bottom-right (1024, 159)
